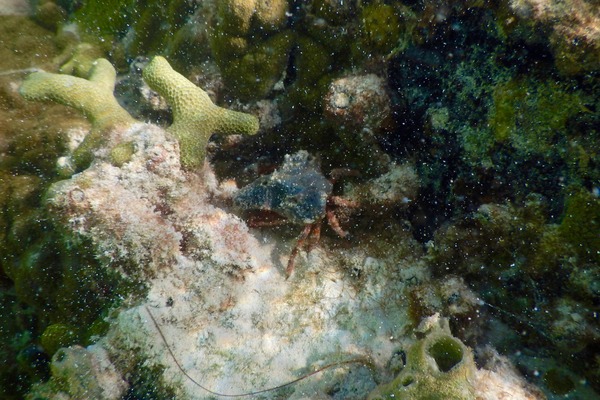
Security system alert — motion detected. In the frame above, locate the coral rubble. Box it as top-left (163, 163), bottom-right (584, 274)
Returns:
top-left (26, 119), bottom-right (424, 398)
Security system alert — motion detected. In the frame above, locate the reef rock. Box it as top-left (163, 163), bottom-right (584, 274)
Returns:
top-left (32, 117), bottom-right (546, 398)
top-left (36, 116), bottom-right (417, 398)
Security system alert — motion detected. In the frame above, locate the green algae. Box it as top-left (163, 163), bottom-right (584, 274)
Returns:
top-left (543, 368), bottom-right (576, 395)
top-left (0, 288), bottom-right (40, 399)
top-left (109, 140), bottom-right (137, 167)
top-left (40, 324), bottom-right (79, 357)
top-left (0, 16), bottom-right (59, 72)
top-left (213, 31), bottom-right (295, 101)
top-left (126, 0), bottom-right (197, 57)
top-left (0, 171), bottom-right (134, 396)
top-left (428, 198), bottom-right (564, 278)
top-left (312, 0), bottom-right (355, 25)
top-left (1, 23), bottom-right (137, 395)
top-left (559, 189), bottom-right (600, 264)
top-left (489, 78), bottom-right (588, 155)
top-left (281, 35), bottom-right (334, 113)
top-left (71, 0), bottom-right (135, 40)
top-left (50, 0), bottom-right (201, 74)
top-left (32, 0), bottom-right (67, 31)
top-left (353, 3), bottom-right (412, 59)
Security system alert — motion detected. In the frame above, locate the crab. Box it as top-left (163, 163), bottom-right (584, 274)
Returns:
top-left (234, 150), bottom-right (357, 277)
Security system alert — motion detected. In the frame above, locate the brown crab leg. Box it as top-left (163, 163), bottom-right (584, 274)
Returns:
top-left (326, 209), bottom-right (348, 238)
top-left (286, 224), bottom-right (313, 278)
top-left (306, 223), bottom-right (322, 253)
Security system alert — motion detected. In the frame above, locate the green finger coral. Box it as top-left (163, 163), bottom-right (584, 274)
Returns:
top-left (19, 58), bottom-right (137, 173)
top-left (20, 59), bottom-right (135, 131)
top-left (142, 56), bottom-right (260, 169)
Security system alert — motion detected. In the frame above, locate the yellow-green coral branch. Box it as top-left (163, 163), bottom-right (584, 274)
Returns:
top-left (20, 58), bottom-right (136, 132)
top-left (142, 56), bottom-right (259, 169)
top-left (20, 59), bottom-right (137, 173)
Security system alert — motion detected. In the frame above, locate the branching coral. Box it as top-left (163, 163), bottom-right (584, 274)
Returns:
top-left (142, 56), bottom-right (259, 169)
top-left (19, 56), bottom-right (260, 173)
top-left (19, 58), bottom-right (137, 174)
top-left (20, 58), bottom-right (135, 133)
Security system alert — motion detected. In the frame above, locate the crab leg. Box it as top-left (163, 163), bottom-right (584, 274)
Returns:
top-left (286, 223), bottom-right (314, 278)
top-left (306, 223), bottom-right (322, 253)
top-left (326, 210), bottom-right (348, 238)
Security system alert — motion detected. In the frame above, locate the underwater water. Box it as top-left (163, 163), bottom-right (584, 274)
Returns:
top-left (0, 0), bottom-right (599, 399)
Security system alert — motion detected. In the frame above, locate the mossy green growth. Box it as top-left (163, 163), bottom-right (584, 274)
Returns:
top-left (214, 31), bottom-right (295, 101)
top-left (1, 176), bottom-right (133, 355)
top-left (428, 200), bottom-right (558, 278)
top-left (70, 0), bottom-right (135, 41)
top-left (59, 0), bottom-right (199, 73)
top-left (110, 141), bottom-right (136, 167)
top-left (353, 3), bottom-right (415, 60)
top-left (33, 0), bottom-right (67, 31)
top-left (368, 320), bottom-right (476, 400)
top-left (543, 368), bottom-right (576, 395)
top-left (281, 36), bottom-right (334, 113)
top-left (142, 56), bottom-right (259, 169)
top-left (19, 58), bottom-right (137, 174)
top-left (83, 317), bottom-right (110, 345)
top-left (0, 288), bottom-right (39, 399)
top-left (210, 0), bottom-right (291, 100)
top-left (40, 324), bottom-right (79, 356)
top-left (527, 224), bottom-right (571, 277)
top-left (312, 0), bottom-right (355, 25)
top-left (558, 189), bottom-right (600, 264)
top-left (126, 0), bottom-right (197, 58)
top-left (488, 78), bottom-right (587, 155)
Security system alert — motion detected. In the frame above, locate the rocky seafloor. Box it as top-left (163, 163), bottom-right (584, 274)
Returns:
top-left (0, 0), bottom-right (598, 399)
